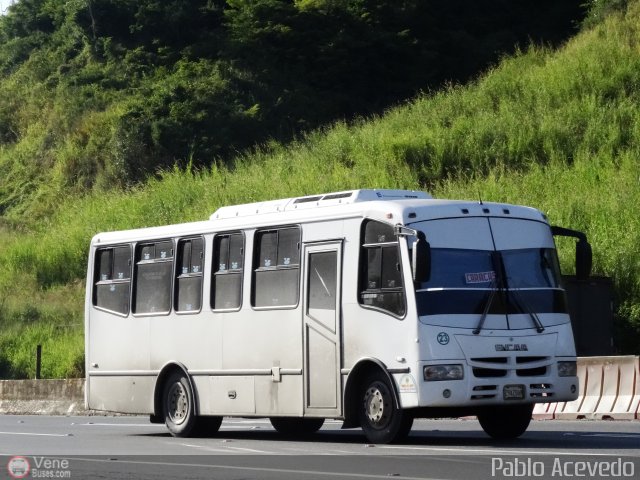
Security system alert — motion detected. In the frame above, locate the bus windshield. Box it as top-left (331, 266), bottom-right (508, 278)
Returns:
top-left (416, 248), bottom-right (562, 291)
top-left (415, 248), bottom-right (566, 318)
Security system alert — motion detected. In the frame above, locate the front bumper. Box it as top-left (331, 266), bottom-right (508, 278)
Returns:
top-left (412, 359), bottom-right (579, 408)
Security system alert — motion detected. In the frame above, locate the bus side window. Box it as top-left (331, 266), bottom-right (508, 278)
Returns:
top-left (93, 245), bottom-right (132, 315)
top-left (176, 237), bottom-right (204, 313)
top-left (252, 227), bottom-right (300, 308)
top-left (212, 232), bottom-right (244, 310)
top-left (359, 220), bottom-right (406, 317)
top-left (133, 240), bottom-right (173, 315)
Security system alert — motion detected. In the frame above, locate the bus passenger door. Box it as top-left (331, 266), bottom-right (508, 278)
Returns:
top-left (302, 241), bottom-right (343, 417)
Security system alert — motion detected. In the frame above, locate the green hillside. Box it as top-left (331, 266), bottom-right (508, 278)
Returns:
top-left (1, 0), bottom-right (639, 377)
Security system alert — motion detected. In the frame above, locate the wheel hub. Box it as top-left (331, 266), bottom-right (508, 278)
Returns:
top-left (364, 383), bottom-right (390, 428)
top-left (167, 382), bottom-right (188, 425)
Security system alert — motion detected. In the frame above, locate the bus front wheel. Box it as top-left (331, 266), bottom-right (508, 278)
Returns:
top-left (358, 371), bottom-right (413, 444)
top-left (477, 404), bottom-right (534, 439)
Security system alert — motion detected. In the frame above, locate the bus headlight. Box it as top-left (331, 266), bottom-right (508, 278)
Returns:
top-left (424, 364), bottom-right (464, 381)
top-left (558, 361), bottom-right (577, 377)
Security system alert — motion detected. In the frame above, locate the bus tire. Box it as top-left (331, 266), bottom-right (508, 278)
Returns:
top-left (478, 404), bottom-right (534, 440)
top-left (358, 371), bottom-right (413, 444)
top-left (269, 417), bottom-right (324, 436)
top-left (162, 370), bottom-right (198, 437)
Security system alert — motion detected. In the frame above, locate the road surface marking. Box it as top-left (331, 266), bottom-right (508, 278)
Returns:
top-left (379, 445), bottom-right (630, 457)
top-left (78, 423), bottom-right (164, 427)
top-left (223, 446), bottom-right (270, 453)
top-left (179, 443), bottom-right (240, 453)
top-left (67, 457), bottom-right (447, 480)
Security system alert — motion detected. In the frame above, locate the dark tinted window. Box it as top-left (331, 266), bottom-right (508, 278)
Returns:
top-left (176, 238), bottom-right (204, 312)
top-left (94, 245), bottom-right (132, 315)
top-left (113, 248), bottom-right (131, 280)
top-left (134, 241), bottom-right (173, 315)
top-left (308, 251), bottom-right (337, 312)
top-left (212, 233), bottom-right (244, 310)
top-left (229, 234), bottom-right (243, 270)
top-left (277, 228), bottom-right (300, 266)
top-left (381, 247), bottom-right (402, 289)
top-left (254, 269), bottom-right (299, 307)
top-left (415, 248), bottom-right (567, 317)
top-left (417, 249), bottom-right (495, 290)
top-left (364, 221), bottom-right (395, 244)
top-left (258, 231), bottom-right (277, 268)
top-left (253, 227), bottom-right (300, 307)
top-left (97, 249), bottom-right (111, 280)
top-left (359, 220), bottom-right (405, 316)
top-left (366, 248), bottom-right (382, 289)
top-left (502, 248), bottom-right (562, 288)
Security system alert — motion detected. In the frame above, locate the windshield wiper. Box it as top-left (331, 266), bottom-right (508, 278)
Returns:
top-left (473, 277), bottom-right (498, 335)
top-left (473, 251), bottom-right (547, 334)
top-left (510, 287), bottom-right (545, 333)
top-left (473, 252), bottom-right (503, 335)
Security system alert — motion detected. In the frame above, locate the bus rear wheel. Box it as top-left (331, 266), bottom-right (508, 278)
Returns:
top-left (358, 371), bottom-right (413, 444)
top-left (162, 371), bottom-right (197, 437)
top-left (162, 370), bottom-right (222, 437)
top-left (269, 417), bottom-right (324, 436)
top-left (477, 404), bottom-right (534, 439)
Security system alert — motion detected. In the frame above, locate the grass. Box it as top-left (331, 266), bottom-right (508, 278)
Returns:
top-left (1, 1), bottom-right (640, 377)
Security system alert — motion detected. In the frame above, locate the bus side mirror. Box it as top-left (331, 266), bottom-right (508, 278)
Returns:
top-left (551, 226), bottom-right (592, 281)
top-left (575, 238), bottom-right (592, 280)
top-left (412, 231), bottom-right (431, 283)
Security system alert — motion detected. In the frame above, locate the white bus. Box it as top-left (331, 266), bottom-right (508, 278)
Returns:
top-left (85, 189), bottom-right (590, 443)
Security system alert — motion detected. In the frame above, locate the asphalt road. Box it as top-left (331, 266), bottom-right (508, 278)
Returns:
top-left (1, 416), bottom-right (638, 479)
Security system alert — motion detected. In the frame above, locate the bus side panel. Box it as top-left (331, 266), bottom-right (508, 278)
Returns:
top-left (254, 375), bottom-right (303, 416)
top-left (341, 304), bottom-right (415, 369)
top-left (87, 308), bottom-right (152, 413)
top-left (222, 309), bottom-right (301, 370)
top-left (88, 376), bottom-right (155, 414)
top-left (210, 376), bottom-right (255, 414)
top-left (149, 314), bottom-right (223, 372)
top-left (88, 312), bottom-right (150, 371)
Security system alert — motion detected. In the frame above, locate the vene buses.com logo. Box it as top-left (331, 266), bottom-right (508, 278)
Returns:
top-left (7, 456), bottom-right (30, 479)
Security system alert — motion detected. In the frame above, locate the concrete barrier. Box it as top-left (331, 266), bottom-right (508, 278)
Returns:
top-left (599, 356), bottom-right (639, 420)
top-left (554, 361), bottom-right (588, 420)
top-left (0, 379), bottom-right (87, 415)
top-left (543, 356), bottom-right (640, 421)
top-left (532, 400), bottom-right (557, 420)
top-left (578, 358), bottom-right (607, 419)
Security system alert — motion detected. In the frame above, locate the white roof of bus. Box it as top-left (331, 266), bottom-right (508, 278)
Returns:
top-left (209, 189), bottom-right (431, 220)
top-left (90, 189), bottom-right (546, 245)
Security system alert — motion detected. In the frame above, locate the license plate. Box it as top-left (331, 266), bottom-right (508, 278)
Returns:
top-left (503, 384), bottom-right (525, 400)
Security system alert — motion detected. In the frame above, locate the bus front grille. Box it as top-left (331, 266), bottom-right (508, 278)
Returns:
top-left (529, 383), bottom-right (554, 398)
top-left (470, 356), bottom-right (551, 379)
top-left (471, 385), bottom-right (497, 400)
top-left (517, 366), bottom-right (548, 377)
top-left (473, 368), bottom-right (507, 378)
